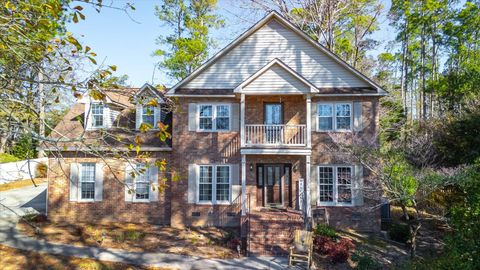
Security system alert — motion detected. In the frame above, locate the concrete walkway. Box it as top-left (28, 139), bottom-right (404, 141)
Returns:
top-left (0, 183), bottom-right (47, 218)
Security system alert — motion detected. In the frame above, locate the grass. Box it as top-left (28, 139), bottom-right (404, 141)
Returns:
top-left (0, 178), bottom-right (47, 192)
top-left (18, 220), bottom-right (239, 259)
top-left (0, 153), bottom-right (20, 163)
top-left (0, 244), bottom-right (173, 270)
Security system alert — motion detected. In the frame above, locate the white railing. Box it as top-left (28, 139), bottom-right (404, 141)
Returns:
top-left (244, 124), bottom-right (306, 146)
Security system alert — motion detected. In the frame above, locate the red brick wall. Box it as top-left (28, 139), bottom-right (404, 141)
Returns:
top-left (47, 152), bottom-right (171, 225)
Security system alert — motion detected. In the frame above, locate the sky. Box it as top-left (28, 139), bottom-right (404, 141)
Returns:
top-left (66, 0), bottom-right (395, 88)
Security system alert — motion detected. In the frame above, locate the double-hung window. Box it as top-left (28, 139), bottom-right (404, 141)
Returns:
top-left (91, 103), bottom-right (104, 128)
top-left (134, 164), bottom-right (150, 201)
top-left (142, 106), bottom-right (155, 127)
top-left (198, 104), bottom-right (230, 131)
top-left (317, 103), bottom-right (352, 131)
top-left (79, 163), bottom-right (96, 200)
top-left (318, 165), bottom-right (353, 206)
top-left (198, 165), bottom-right (231, 204)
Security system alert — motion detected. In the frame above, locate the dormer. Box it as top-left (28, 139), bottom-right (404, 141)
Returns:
top-left (79, 90), bottom-right (130, 131)
top-left (134, 83), bottom-right (166, 130)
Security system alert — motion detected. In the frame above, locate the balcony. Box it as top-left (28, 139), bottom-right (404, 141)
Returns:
top-left (244, 124), bottom-right (306, 147)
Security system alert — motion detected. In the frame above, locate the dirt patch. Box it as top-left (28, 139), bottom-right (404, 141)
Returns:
top-left (17, 221), bottom-right (239, 259)
top-left (0, 244), bottom-right (173, 270)
top-left (0, 178), bottom-right (47, 192)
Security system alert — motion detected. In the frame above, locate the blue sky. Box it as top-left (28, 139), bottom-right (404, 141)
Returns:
top-left (67, 0), bottom-right (395, 87)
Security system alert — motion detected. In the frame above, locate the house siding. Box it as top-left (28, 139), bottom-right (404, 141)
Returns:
top-left (184, 19), bottom-right (369, 89)
top-left (243, 64), bottom-right (310, 93)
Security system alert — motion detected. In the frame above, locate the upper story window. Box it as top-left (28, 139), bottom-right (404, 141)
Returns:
top-left (318, 165), bottom-right (352, 206)
top-left (198, 165), bottom-right (231, 204)
top-left (91, 103), bottom-right (104, 128)
top-left (198, 104), bottom-right (230, 131)
top-left (317, 103), bottom-right (352, 131)
top-left (142, 106), bottom-right (155, 127)
top-left (79, 163), bottom-right (96, 200)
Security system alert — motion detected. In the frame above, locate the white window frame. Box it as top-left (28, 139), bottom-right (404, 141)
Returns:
top-left (197, 104), bottom-right (231, 132)
top-left (196, 164), bottom-right (232, 205)
top-left (78, 163), bottom-right (96, 202)
top-left (133, 163), bottom-right (151, 203)
top-left (90, 102), bottom-right (105, 128)
top-left (317, 165), bottom-right (353, 207)
top-left (316, 102), bottom-right (352, 132)
top-left (139, 105), bottom-right (162, 130)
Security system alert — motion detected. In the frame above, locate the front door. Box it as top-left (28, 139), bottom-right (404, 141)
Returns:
top-left (257, 164), bottom-right (292, 207)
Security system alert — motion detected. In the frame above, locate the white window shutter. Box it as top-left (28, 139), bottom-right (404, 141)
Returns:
top-left (69, 163), bottom-right (79, 201)
top-left (110, 109), bottom-right (120, 127)
top-left (353, 165), bottom-right (364, 206)
top-left (353, 101), bottom-right (363, 132)
top-left (187, 164), bottom-right (197, 203)
top-left (188, 103), bottom-right (197, 131)
top-left (124, 163), bottom-right (134, 202)
top-left (135, 104), bottom-right (142, 130)
top-left (231, 103), bottom-right (240, 131)
top-left (310, 165), bottom-right (318, 205)
top-left (104, 106), bottom-right (111, 128)
top-left (311, 103), bottom-right (317, 132)
top-left (149, 165), bottom-right (159, 202)
top-left (84, 102), bottom-right (92, 130)
top-left (154, 106), bottom-right (161, 129)
top-left (231, 164), bottom-right (240, 203)
top-left (94, 163), bottom-right (103, 201)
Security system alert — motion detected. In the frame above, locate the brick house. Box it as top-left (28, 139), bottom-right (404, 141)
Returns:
top-left (45, 11), bottom-right (386, 255)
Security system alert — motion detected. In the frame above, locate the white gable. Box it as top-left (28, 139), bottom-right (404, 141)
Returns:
top-left (243, 63), bottom-right (310, 93)
top-left (184, 19), bottom-right (370, 90)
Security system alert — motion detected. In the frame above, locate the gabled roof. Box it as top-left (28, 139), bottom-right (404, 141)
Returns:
top-left (135, 83), bottom-right (166, 103)
top-left (234, 58), bottom-right (318, 94)
top-left (166, 11), bottom-right (387, 96)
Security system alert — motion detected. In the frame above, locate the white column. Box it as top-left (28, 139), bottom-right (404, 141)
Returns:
top-left (240, 94), bottom-right (245, 147)
top-left (306, 94), bottom-right (312, 148)
top-left (241, 154), bottom-right (247, 216)
top-left (305, 155), bottom-right (312, 226)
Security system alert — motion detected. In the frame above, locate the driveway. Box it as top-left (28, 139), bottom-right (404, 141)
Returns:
top-left (0, 183), bottom-right (47, 218)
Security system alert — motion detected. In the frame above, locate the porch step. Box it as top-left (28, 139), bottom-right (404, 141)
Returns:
top-left (246, 209), bottom-right (304, 256)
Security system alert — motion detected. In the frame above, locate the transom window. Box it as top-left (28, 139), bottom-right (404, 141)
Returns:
top-left (134, 164), bottom-right (150, 200)
top-left (198, 104), bottom-right (230, 131)
top-left (317, 103), bottom-right (352, 131)
top-left (80, 163), bottom-right (95, 200)
top-left (91, 103), bottom-right (104, 127)
top-left (198, 165), bottom-right (231, 204)
top-left (142, 106), bottom-right (155, 127)
top-left (318, 166), bottom-right (353, 206)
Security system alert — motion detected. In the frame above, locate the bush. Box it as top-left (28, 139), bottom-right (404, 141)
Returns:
top-left (352, 250), bottom-right (382, 270)
top-left (10, 134), bottom-right (37, 159)
top-left (314, 224), bottom-right (338, 239)
top-left (314, 235), bottom-right (355, 264)
top-left (0, 153), bottom-right (20, 163)
top-left (388, 223), bottom-right (410, 243)
top-left (36, 163), bottom-right (47, 178)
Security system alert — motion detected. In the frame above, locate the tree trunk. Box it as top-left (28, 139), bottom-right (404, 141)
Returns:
top-left (400, 24), bottom-right (408, 114)
top-left (37, 70), bottom-right (45, 158)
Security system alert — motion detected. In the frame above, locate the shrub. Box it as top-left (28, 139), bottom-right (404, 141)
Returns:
top-left (0, 153), bottom-right (20, 163)
top-left (314, 224), bottom-right (338, 239)
top-left (125, 230), bottom-right (144, 241)
top-left (36, 163), bottom-right (47, 178)
top-left (352, 250), bottom-right (382, 270)
top-left (388, 223), bottom-right (410, 243)
top-left (314, 235), bottom-right (355, 264)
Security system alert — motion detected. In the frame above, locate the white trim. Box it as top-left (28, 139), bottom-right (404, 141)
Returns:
top-left (317, 165), bottom-right (354, 207)
top-left (240, 148), bottom-right (311, 155)
top-left (315, 93), bottom-right (387, 97)
top-left (196, 164), bottom-right (232, 205)
top-left (306, 94), bottom-right (312, 148)
top-left (316, 102), bottom-right (353, 132)
top-left (135, 83), bottom-right (165, 102)
top-left (233, 58), bottom-right (318, 94)
top-left (167, 11), bottom-right (386, 95)
top-left (165, 94), bottom-right (236, 97)
top-left (131, 163), bottom-right (152, 203)
top-left (42, 147), bottom-right (173, 152)
top-left (240, 94), bottom-right (245, 147)
top-left (138, 105), bottom-right (162, 130)
top-left (241, 155), bottom-right (246, 215)
top-left (196, 103), bottom-right (232, 132)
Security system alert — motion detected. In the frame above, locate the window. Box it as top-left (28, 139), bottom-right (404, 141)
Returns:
top-left (198, 104), bottom-right (230, 131)
top-left (80, 163), bottom-right (95, 200)
top-left (142, 106), bottom-right (155, 127)
top-left (318, 166), bottom-right (353, 206)
top-left (134, 164), bottom-right (150, 200)
top-left (91, 103), bottom-right (104, 128)
top-left (317, 103), bottom-right (352, 131)
top-left (198, 165), bottom-right (231, 204)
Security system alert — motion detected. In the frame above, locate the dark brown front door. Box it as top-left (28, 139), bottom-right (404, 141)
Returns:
top-left (257, 164), bottom-right (292, 207)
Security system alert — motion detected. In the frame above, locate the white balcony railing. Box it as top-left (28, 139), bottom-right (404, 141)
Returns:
top-left (244, 124), bottom-right (306, 146)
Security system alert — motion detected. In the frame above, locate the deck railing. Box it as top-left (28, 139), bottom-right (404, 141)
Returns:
top-left (244, 124), bottom-right (306, 146)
